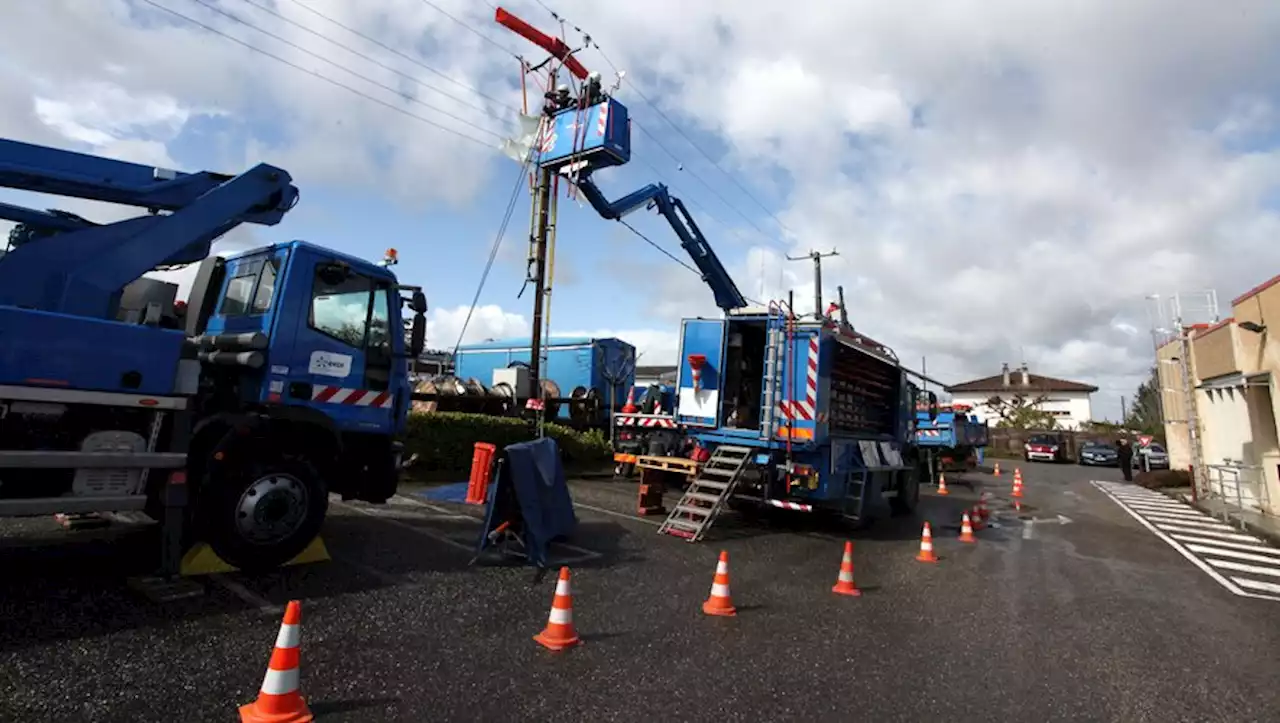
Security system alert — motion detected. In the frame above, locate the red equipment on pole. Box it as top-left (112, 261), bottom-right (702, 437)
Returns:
top-left (494, 7), bottom-right (591, 80)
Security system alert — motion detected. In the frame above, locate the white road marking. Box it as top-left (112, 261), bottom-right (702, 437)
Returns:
top-left (1234, 577), bottom-right (1280, 594)
top-left (1184, 544), bottom-right (1280, 566)
top-left (1154, 524), bottom-right (1259, 542)
top-left (1207, 558), bottom-right (1280, 579)
top-left (1171, 534), bottom-right (1280, 556)
top-left (1092, 480), bottom-right (1280, 603)
top-left (1143, 515), bottom-right (1235, 530)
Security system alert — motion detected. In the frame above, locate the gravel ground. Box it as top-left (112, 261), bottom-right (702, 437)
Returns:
top-left (2, 462), bottom-right (1280, 722)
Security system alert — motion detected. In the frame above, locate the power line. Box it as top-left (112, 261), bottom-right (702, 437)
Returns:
top-left (232, 0), bottom-right (516, 128)
top-left (618, 220), bottom-right (699, 275)
top-left (598, 44), bottom-right (795, 239)
top-left (414, 0), bottom-right (520, 58)
top-left (141, 0), bottom-right (497, 149)
top-left (183, 0), bottom-right (507, 140)
top-left (526, 2), bottom-right (794, 244)
top-left (453, 156), bottom-right (533, 355)
top-left (142, 0), bottom-right (733, 287)
top-left (279, 0), bottom-right (522, 114)
top-left (629, 119), bottom-right (786, 250)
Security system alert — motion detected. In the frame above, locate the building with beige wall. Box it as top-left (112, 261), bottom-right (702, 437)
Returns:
top-left (1159, 275), bottom-right (1280, 515)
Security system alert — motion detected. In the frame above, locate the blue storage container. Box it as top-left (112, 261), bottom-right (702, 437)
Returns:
top-left (453, 337), bottom-right (636, 422)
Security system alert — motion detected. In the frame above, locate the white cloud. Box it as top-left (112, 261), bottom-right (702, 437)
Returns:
top-left (426, 304), bottom-right (529, 351)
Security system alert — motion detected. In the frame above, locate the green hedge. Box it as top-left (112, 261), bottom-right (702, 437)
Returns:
top-left (1134, 469), bottom-right (1192, 490)
top-left (404, 412), bottom-right (613, 474)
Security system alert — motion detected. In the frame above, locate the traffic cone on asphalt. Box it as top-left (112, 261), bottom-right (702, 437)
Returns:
top-left (915, 522), bottom-right (938, 563)
top-left (993, 462), bottom-right (1001, 477)
top-left (534, 567), bottom-right (581, 651)
top-left (239, 600), bottom-right (313, 723)
top-left (959, 512), bottom-right (977, 543)
top-left (702, 550), bottom-right (737, 616)
top-left (978, 493), bottom-right (991, 523)
top-left (1012, 476), bottom-right (1024, 499)
top-left (937, 473), bottom-right (949, 495)
top-left (831, 541), bottom-right (861, 597)
top-left (969, 506), bottom-right (985, 531)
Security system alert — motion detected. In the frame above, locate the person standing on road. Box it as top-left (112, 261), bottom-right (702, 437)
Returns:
top-left (1116, 439), bottom-right (1134, 482)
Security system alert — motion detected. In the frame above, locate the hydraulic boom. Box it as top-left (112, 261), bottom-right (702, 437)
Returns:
top-left (574, 176), bottom-right (747, 312)
top-left (0, 137), bottom-right (298, 319)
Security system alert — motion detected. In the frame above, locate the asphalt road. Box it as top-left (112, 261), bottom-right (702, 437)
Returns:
top-left (2, 460), bottom-right (1280, 722)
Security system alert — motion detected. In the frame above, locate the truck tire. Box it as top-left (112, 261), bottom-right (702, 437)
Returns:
top-left (890, 466), bottom-right (921, 516)
top-left (199, 455), bottom-right (328, 573)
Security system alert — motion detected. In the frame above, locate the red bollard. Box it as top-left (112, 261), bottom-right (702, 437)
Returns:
top-left (466, 442), bottom-right (497, 504)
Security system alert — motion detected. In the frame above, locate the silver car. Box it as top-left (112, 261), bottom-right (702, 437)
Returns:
top-left (1135, 443), bottom-right (1170, 471)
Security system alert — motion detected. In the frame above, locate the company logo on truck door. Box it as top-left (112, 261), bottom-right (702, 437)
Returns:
top-left (779, 336), bottom-right (819, 421)
top-left (308, 350), bottom-right (352, 378)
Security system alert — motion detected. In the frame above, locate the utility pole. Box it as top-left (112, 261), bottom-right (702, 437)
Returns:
top-left (527, 166), bottom-right (554, 424)
top-left (787, 249), bottom-right (838, 318)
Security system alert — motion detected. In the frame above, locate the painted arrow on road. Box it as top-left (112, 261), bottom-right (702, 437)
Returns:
top-left (1024, 514), bottom-right (1073, 525)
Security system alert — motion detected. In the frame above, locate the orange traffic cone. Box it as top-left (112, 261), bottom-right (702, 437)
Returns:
top-left (621, 387), bottom-right (638, 414)
top-left (969, 505), bottom-right (985, 530)
top-left (831, 541), bottom-right (861, 597)
top-left (977, 493), bottom-right (991, 522)
top-left (534, 567), bottom-right (581, 651)
top-left (702, 550), bottom-right (737, 616)
top-left (959, 512), bottom-right (977, 543)
top-left (240, 600), bottom-right (313, 723)
top-left (1012, 476), bottom-right (1024, 498)
top-left (915, 522), bottom-right (938, 563)
top-left (937, 472), bottom-right (949, 495)
top-left (993, 462), bottom-right (1001, 477)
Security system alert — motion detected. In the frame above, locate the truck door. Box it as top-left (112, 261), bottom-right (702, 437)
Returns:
top-left (675, 318), bottom-right (725, 428)
top-left (288, 261), bottom-right (397, 434)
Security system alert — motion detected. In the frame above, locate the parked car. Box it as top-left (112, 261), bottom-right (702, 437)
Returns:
top-left (1025, 434), bottom-right (1068, 463)
top-left (1078, 441), bottom-right (1119, 467)
top-left (1135, 443), bottom-right (1170, 471)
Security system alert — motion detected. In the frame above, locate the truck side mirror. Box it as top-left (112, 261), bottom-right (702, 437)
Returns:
top-left (409, 290), bottom-right (427, 314)
top-left (410, 314), bottom-right (425, 357)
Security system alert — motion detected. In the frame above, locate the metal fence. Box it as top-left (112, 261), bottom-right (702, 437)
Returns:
top-left (1202, 462), bottom-right (1270, 521)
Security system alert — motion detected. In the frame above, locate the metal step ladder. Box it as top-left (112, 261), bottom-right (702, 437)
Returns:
top-left (841, 471), bottom-right (867, 522)
top-left (759, 309), bottom-right (788, 439)
top-left (658, 445), bottom-right (753, 542)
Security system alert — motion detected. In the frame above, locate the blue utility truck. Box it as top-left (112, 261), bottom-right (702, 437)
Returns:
top-left (0, 137), bottom-right (425, 575)
top-left (914, 403), bottom-right (989, 480)
top-left (511, 71), bottom-right (938, 540)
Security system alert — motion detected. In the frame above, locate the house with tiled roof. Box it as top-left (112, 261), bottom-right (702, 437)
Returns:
top-left (945, 362), bottom-right (1099, 430)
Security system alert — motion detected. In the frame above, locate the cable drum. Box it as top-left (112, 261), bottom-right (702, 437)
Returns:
top-left (568, 386), bottom-right (600, 424)
top-left (540, 379), bottom-right (562, 420)
top-left (490, 382), bottom-right (517, 417)
top-left (411, 378), bottom-right (438, 413)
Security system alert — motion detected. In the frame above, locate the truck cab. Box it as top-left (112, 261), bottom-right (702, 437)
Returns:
top-left (180, 241), bottom-right (426, 569)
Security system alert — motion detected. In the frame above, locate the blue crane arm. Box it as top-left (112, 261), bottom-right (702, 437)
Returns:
top-left (574, 175), bottom-right (748, 311)
top-left (0, 137), bottom-right (299, 319)
top-left (0, 138), bottom-right (292, 223)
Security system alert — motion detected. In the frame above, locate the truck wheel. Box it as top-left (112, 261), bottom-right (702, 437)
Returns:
top-left (200, 456), bottom-right (328, 573)
top-left (890, 467), bottom-right (921, 516)
top-left (614, 461), bottom-right (636, 478)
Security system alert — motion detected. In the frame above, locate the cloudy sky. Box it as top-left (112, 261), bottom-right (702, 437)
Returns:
top-left (3, 0), bottom-right (1279, 421)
